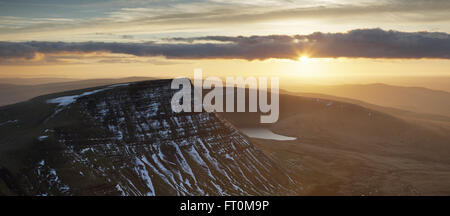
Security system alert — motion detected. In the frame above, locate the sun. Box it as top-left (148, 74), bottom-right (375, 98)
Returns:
top-left (299, 55), bottom-right (309, 62)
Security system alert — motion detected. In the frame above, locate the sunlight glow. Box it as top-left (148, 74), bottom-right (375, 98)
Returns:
top-left (299, 55), bottom-right (310, 62)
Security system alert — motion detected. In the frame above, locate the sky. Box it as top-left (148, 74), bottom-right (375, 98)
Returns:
top-left (0, 0), bottom-right (449, 88)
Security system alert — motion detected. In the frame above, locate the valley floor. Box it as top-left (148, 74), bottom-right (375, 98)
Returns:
top-left (252, 137), bottom-right (450, 195)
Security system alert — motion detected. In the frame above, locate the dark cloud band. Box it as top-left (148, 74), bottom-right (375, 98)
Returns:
top-left (1, 29), bottom-right (449, 61)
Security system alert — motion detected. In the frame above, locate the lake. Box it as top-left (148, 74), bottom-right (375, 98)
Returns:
top-left (240, 128), bottom-right (296, 141)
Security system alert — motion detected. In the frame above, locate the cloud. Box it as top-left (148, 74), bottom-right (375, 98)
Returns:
top-left (1, 0), bottom-right (450, 41)
top-left (94, 32), bottom-right (134, 40)
top-left (0, 28), bottom-right (449, 64)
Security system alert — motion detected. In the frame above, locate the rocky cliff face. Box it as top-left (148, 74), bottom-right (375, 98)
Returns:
top-left (0, 79), bottom-right (296, 195)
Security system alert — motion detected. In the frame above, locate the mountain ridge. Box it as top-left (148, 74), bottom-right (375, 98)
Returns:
top-left (0, 79), bottom-right (297, 195)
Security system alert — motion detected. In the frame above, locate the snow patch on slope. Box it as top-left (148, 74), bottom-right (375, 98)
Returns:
top-left (47, 83), bottom-right (129, 107)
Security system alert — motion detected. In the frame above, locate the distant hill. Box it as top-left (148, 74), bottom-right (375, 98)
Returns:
top-left (290, 83), bottom-right (450, 117)
top-left (280, 90), bottom-right (450, 135)
top-left (0, 78), bottom-right (79, 85)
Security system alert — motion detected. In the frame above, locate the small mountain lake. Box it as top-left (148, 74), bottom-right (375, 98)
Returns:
top-left (240, 128), bottom-right (296, 141)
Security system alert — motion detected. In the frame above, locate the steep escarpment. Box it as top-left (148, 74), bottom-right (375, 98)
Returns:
top-left (0, 79), bottom-right (296, 195)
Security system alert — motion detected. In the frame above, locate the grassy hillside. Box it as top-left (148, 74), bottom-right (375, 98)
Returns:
top-left (221, 94), bottom-right (450, 195)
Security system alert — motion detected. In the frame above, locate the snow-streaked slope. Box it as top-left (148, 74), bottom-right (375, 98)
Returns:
top-left (46, 83), bottom-right (129, 107)
top-left (28, 79), bottom-right (296, 196)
